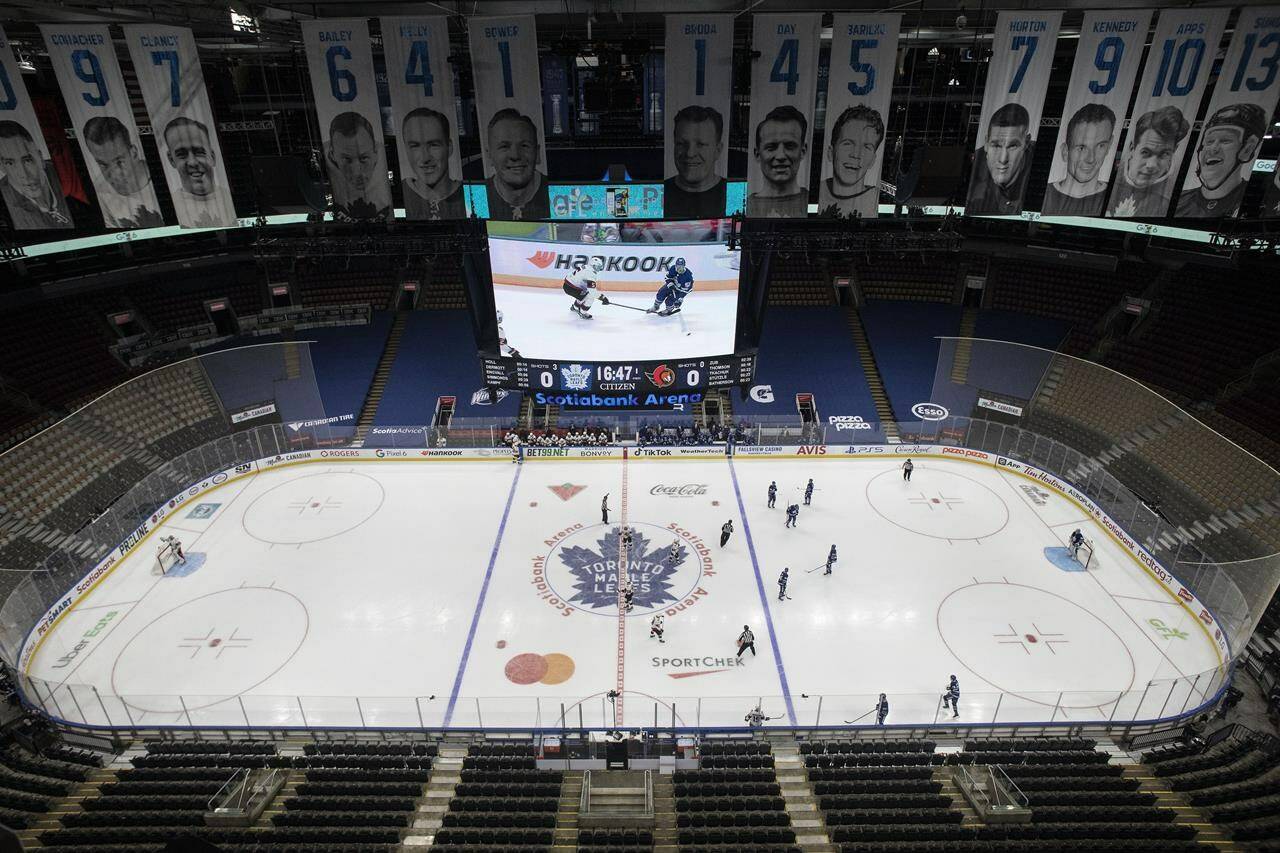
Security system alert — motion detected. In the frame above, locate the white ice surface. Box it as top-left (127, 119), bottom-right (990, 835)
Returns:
top-left (494, 284), bottom-right (739, 362)
top-left (26, 456), bottom-right (1224, 730)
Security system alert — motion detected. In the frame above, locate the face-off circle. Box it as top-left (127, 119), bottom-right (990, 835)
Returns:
top-left (241, 471), bottom-right (385, 545)
top-left (866, 467), bottom-right (1010, 540)
top-left (111, 587), bottom-right (309, 714)
top-left (936, 582), bottom-right (1136, 707)
top-left (539, 522), bottom-right (706, 618)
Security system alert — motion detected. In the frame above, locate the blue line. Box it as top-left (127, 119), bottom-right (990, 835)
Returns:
top-left (444, 462), bottom-right (522, 726)
top-left (727, 457), bottom-right (797, 725)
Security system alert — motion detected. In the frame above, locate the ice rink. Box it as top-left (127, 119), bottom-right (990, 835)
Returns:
top-left (24, 453), bottom-right (1226, 730)
top-left (494, 285), bottom-right (739, 362)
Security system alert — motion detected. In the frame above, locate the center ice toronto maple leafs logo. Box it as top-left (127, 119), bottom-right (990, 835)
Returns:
top-left (558, 527), bottom-right (684, 611)
top-left (560, 363), bottom-right (592, 391)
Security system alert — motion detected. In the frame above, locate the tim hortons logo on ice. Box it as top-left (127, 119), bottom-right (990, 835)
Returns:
top-left (560, 364), bottom-right (592, 391)
top-left (548, 483), bottom-right (587, 501)
top-left (650, 484), bottom-right (709, 497)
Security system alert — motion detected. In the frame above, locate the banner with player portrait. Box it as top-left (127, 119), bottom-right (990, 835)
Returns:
top-left (1105, 8), bottom-right (1229, 218)
top-left (964, 10), bottom-right (1062, 216)
top-left (664, 14), bottom-right (735, 219)
top-left (122, 24), bottom-right (236, 229)
top-left (41, 24), bottom-right (165, 229)
top-left (380, 16), bottom-right (465, 220)
top-left (744, 13), bottom-right (821, 218)
top-left (467, 14), bottom-right (549, 221)
top-left (1175, 7), bottom-right (1280, 219)
top-left (1041, 10), bottom-right (1153, 217)
top-left (0, 26), bottom-right (73, 229)
top-left (300, 19), bottom-right (391, 222)
top-left (819, 13), bottom-right (901, 220)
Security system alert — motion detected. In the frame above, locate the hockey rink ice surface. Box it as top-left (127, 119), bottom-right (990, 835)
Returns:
top-left (493, 285), bottom-right (739, 362)
top-left (24, 455), bottom-right (1226, 730)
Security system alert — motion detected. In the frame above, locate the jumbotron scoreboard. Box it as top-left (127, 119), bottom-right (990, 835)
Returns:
top-left (481, 353), bottom-right (756, 393)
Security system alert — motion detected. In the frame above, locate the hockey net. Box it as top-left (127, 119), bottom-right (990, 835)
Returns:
top-left (155, 538), bottom-right (185, 575)
top-left (1074, 539), bottom-right (1096, 570)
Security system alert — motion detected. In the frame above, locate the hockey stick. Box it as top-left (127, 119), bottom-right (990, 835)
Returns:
top-left (805, 563), bottom-right (828, 574)
top-left (843, 708), bottom-right (876, 724)
top-left (607, 300), bottom-right (651, 313)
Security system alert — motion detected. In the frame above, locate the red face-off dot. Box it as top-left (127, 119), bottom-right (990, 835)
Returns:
top-left (496, 640), bottom-right (507, 649)
top-left (1025, 634), bottom-right (1038, 643)
top-left (505, 653), bottom-right (549, 685)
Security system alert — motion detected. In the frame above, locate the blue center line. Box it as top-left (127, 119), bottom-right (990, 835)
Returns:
top-left (444, 462), bottom-right (523, 727)
top-left (727, 456), bottom-right (797, 726)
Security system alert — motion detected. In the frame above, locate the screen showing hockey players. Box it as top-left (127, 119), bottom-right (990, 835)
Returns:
top-left (487, 219), bottom-right (740, 362)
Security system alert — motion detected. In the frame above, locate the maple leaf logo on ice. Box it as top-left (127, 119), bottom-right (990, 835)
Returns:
top-left (558, 528), bottom-right (683, 611)
top-left (528, 250), bottom-right (557, 268)
top-left (560, 363), bottom-right (592, 391)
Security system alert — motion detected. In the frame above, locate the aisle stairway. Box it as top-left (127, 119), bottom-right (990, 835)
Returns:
top-left (843, 306), bottom-right (900, 441)
top-left (403, 738), bottom-right (465, 847)
top-left (1121, 762), bottom-right (1238, 850)
top-left (554, 770), bottom-right (585, 849)
top-left (768, 736), bottom-right (835, 853)
top-left (949, 307), bottom-right (979, 386)
top-left (652, 771), bottom-right (677, 851)
top-left (353, 311), bottom-right (409, 444)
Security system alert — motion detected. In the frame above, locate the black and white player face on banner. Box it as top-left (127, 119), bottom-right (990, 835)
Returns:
top-left (745, 13), bottom-right (821, 218)
top-left (1175, 6), bottom-right (1280, 219)
top-left (820, 14), bottom-right (900, 219)
top-left (1040, 10), bottom-right (1150, 217)
top-left (0, 25), bottom-right (73, 229)
top-left (663, 14), bottom-right (734, 219)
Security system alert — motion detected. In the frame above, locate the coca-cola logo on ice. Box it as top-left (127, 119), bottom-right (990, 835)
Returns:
top-left (650, 484), bottom-right (709, 497)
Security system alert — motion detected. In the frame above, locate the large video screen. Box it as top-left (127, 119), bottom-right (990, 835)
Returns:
top-left (487, 220), bottom-right (740, 362)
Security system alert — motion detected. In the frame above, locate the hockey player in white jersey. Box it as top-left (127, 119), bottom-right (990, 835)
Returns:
top-left (563, 256), bottom-right (610, 320)
top-left (496, 310), bottom-right (520, 358)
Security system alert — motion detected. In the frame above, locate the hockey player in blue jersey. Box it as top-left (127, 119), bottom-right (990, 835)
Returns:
top-left (647, 257), bottom-right (694, 315)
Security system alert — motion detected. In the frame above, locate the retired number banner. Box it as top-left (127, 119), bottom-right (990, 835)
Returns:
top-left (664, 14), bottom-right (735, 219)
top-left (468, 15), bottom-right (549, 221)
top-left (745, 13), bottom-right (821, 218)
top-left (965, 10), bottom-right (1062, 216)
top-left (1105, 8), bottom-right (1229, 218)
top-left (123, 24), bottom-right (236, 228)
top-left (300, 19), bottom-right (391, 222)
top-left (1041, 10), bottom-right (1153, 217)
top-left (381, 16), bottom-right (465, 220)
top-left (820, 13), bottom-right (901, 220)
top-left (0, 26), bottom-right (73, 229)
top-left (1175, 7), bottom-right (1280, 218)
top-left (42, 24), bottom-right (164, 229)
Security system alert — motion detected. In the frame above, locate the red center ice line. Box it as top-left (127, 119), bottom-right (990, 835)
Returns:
top-left (615, 447), bottom-right (629, 726)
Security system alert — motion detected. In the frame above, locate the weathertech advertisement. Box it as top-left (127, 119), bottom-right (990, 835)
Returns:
top-left (487, 220), bottom-right (740, 362)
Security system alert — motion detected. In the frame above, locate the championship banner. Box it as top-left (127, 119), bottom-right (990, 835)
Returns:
top-left (300, 19), bottom-right (391, 221)
top-left (1041, 10), bottom-right (1153, 217)
top-left (41, 24), bottom-right (164, 229)
top-left (745, 13), bottom-right (821, 218)
top-left (965, 10), bottom-right (1062, 216)
top-left (663, 14), bottom-right (734, 219)
top-left (380, 16), bottom-right (464, 220)
top-left (0, 26), bottom-right (73, 229)
top-left (1105, 8), bottom-right (1229, 218)
top-left (819, 13), bottom-right (902, 219)
top-left (1176, 7), bottom-right (1280, 218)
top-left (122, 25), bottom-right (236, 229)
top-left (467, 15), bottom-right (549, 220)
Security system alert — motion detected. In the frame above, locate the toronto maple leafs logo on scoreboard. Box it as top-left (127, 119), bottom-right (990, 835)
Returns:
top-left (560, 363), bottom-right (592, 391)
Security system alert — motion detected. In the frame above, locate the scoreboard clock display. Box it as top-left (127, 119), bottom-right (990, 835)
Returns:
top-left (480, 353), bottom-right (756, 393)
